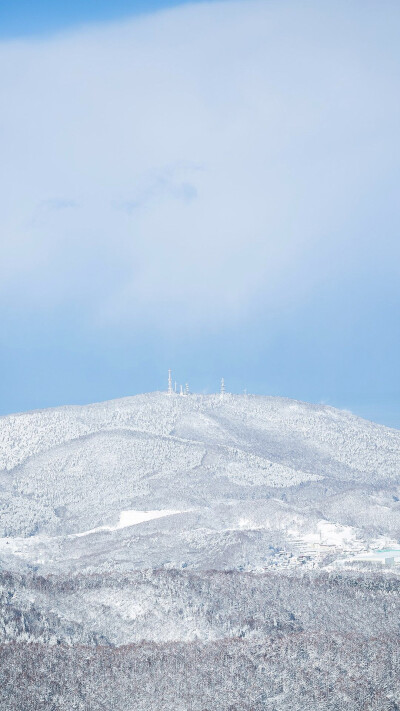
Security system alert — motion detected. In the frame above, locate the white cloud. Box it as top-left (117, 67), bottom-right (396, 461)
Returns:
top-left (0, 0), bottom-right (399, 330)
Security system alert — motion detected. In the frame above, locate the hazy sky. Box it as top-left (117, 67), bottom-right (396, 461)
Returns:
top-left (1, 0), bottom-right (400, 427)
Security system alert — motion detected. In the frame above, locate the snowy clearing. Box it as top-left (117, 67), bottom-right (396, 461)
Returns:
top-left (73, 509), bottom-right (182, 538)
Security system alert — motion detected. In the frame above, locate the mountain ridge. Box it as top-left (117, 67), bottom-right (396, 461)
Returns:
top-left (0, 392), bottom-right (399, 573)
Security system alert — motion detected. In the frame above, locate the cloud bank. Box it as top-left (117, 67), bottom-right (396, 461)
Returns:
top-left (1, 0), bottom-right (400, 334)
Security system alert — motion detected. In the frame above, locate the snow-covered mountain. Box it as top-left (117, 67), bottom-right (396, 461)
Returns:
top-left (1, 392), bottom-right (399, 574)
top-left (1, 393), bottom-right (400, 710)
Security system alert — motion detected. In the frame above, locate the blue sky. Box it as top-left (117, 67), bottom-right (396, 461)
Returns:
top-left (0, 0), bottom-right (400, 428)
top-left (0, 0), bottom-right (202, 38)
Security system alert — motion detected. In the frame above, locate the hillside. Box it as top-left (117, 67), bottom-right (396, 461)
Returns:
top-left (0, 392), bottom-right (399, 575)
top-left (1, 392), bottom-right (400, 709)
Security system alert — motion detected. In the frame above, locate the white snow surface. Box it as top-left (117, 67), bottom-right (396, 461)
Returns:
top-left (0, 391), bottom-right (399, 573)
top-left (74, 509), bottom-right (182, 537)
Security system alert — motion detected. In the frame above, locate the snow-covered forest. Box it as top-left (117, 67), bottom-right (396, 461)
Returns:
top-left (0, 392), bottom-right (399, 709)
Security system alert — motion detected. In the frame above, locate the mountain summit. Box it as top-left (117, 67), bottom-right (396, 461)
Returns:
top-left (1, 392), bottom-right (399, 574)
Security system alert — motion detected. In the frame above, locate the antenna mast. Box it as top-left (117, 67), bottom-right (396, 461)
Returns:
top-left (168, 369), bottom-right (173, 395)
top-left (220, 377), bottom-right (225, 399)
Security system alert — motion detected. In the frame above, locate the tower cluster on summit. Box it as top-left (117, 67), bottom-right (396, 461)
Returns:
top-left (167, 370), bottom-right (226, 398)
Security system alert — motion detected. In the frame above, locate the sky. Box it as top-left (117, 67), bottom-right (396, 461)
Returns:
top-left (0, 0), bottom-right (205, 38)
top-left (0, 0), bottom-right (399, 428)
